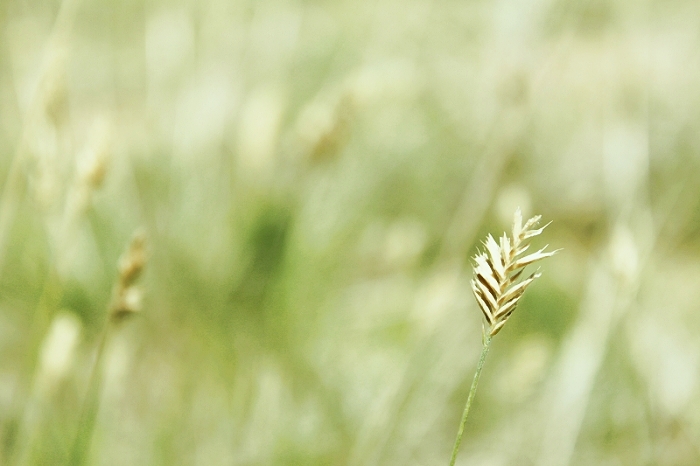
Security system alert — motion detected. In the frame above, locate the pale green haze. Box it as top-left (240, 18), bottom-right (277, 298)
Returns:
top-left (1, 0), bottom-right (699, 465)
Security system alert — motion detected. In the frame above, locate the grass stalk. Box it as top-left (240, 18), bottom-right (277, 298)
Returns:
top-left (67, 326), bottom-right (110, 466)
top-left (448, 333), bottom-right (491, 466)
top-left (67, 231), bottom-right (146, 465)
top-left (447, 209), bottom-right (558, 465)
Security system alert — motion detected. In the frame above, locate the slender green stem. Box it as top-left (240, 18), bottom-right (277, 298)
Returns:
top-left (449, 333), bottom-right (492, 466)
top-left (68, 325), bottom-right (111, 466)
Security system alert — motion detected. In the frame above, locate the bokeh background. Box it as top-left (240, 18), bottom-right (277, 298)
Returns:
top-left (1, 0), bottom-right (700, 465)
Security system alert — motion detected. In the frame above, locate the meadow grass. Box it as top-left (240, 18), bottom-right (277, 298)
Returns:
top-left (1, 0), bottom-right (700, 465)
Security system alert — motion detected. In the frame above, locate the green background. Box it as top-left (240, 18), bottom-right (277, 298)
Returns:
top-left (1, 0), bottom-right (699, 464)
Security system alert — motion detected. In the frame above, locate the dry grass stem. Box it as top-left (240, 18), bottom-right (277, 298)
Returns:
top-left (471, 208), bottom-right (559, 336)
top-left (68, 230), bottom-right (148, 465)
top-left (450, 209), bottom-right (558, 466)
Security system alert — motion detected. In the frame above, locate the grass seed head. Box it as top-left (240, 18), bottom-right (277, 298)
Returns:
top-left (118, 231), bottom-right (147, 288)
top-left (111, 231), bottom-right (148, 322)
top-left (471, 208), bottom-right (559, 336)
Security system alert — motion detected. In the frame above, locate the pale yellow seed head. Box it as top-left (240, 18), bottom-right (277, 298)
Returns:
top-left (112, 231), bottom-right (148, 321)
top-left (472, 209), bottom-right (559, 336)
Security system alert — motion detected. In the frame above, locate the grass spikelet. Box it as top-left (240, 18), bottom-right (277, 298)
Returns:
top-left (448, 208), bottom-right (558, 466)
top-left (111, 231), bottom-right (147, 321)
top-left (471, 208), bottom-right (559, 336)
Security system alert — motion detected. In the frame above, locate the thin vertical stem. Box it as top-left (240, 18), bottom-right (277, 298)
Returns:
top-left (449, 333), bottom-right (492, 466)
top-left (67, 325), bottom-right (111, 466)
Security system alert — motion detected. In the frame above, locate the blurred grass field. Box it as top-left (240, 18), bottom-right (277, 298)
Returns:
top-left (2, 0), bottom-right (700, 465)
